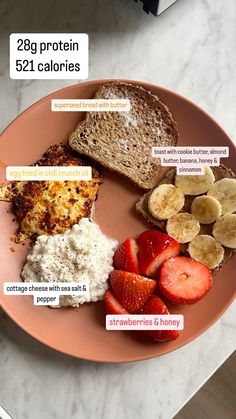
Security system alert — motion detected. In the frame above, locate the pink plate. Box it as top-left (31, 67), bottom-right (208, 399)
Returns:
top-left (0, 79), bottom-right (235, 362)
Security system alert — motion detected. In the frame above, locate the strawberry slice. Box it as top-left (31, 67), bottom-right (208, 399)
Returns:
top-left (142, 295), bottom-right (169, 315)
top-left (113, 238), bottom-right (140, 274)
top-left (159, 256), bottom-right (212, 304)
top-left (141, 295), bottom-right (180, 342)
top-left (110, 270), bottom-right (156, 313)
top-left (104, 289), bottom-right (129, 315)
top-left (137, 230), bottom-right (181, 277)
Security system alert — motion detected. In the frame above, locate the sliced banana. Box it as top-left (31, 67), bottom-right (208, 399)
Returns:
top-left (175, 166), bottom-right (215, 195)
top-left (191, 195), bottom-right (222, 224)
top-left (207, 178), bottom-right (236, 214)
top-left (188, 235), bottom-right (224, 269)
top-left (213, 214), bottom-right (236, 248)
top-left (166, 212), bottom-right (200, 243)
top-left (148, 184), bottom-right (184, 220)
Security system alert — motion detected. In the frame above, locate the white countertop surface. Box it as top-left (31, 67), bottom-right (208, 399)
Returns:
top-left (0, 1), bottom-right (235, 418)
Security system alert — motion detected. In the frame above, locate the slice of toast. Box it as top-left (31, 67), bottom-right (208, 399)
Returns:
top-left (69, 81), bottom-right (178, 189)
top-left (136, 164), bottom-right (236, 274)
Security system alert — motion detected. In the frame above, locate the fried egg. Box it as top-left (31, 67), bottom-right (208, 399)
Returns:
top-left (0, 144), bottom-right (103, 242)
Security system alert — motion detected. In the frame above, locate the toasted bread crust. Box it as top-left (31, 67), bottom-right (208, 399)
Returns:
top-left (69, 81), bottom-right (178, 189)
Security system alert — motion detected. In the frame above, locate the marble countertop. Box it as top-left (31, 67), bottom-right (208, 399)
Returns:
top-left (0, 0), bottom-right (235, 418)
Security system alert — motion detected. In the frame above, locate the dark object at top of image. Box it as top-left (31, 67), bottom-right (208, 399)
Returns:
top-left (135, 0), bottom-right (178, 16)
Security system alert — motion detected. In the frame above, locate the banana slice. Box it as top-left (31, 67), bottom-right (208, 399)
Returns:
top-left (175, 166), bottom-right (215, 195)
top-left (213, 214), bottom-right (236, 248)
top-left (148, 184), bottom-right (184, 220)
top-left (207, 178), bottom-right (236, 214)
top-left (188, 235), bottom-right (224, 269)
top-left (166, 212), bottom-right (200, 243)
top-left (191, 195), bottom-right (222, 224)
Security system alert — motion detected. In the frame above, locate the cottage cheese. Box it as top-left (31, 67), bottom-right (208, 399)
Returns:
top-left (21, 218), bottom-right (117, 307)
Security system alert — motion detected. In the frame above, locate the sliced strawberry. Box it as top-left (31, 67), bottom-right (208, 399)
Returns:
top-left (104, 289), bottom-right (129, 315)
top-left (137, 230), bottom-right (181, 277)
top-left (141, 295), bottom-right (180, 342)
top-left (110, 270), bottom-right (156, 313)
top-left (142, 295), bottom-right (169, 315)
top-left (113, 238), bottom-right (140, 274)
top-left (159, 256), bottom-right (212, 304)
